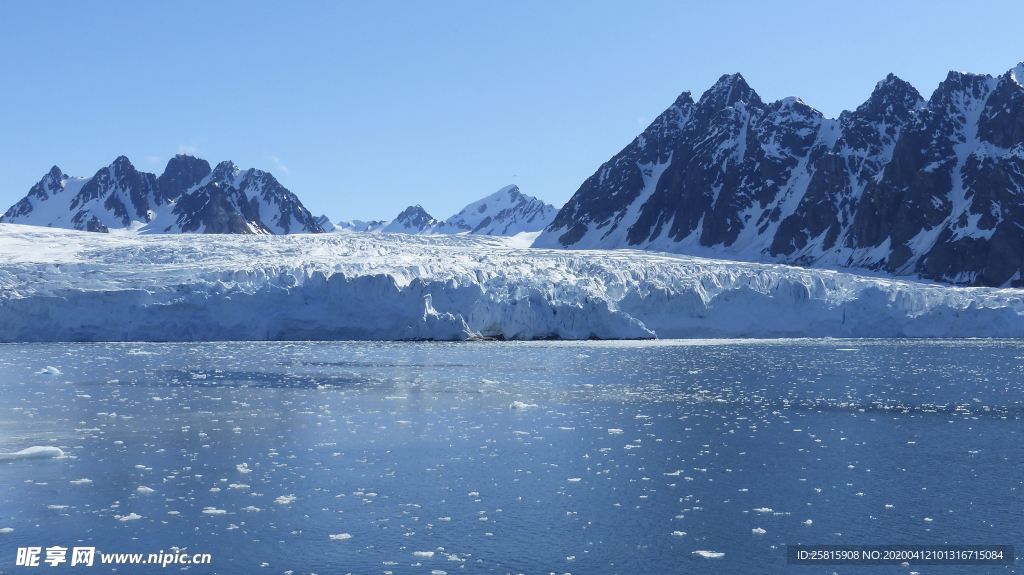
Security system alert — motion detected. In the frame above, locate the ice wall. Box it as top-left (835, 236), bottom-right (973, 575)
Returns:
top-left (2, 224), bottom-right (1023, 341)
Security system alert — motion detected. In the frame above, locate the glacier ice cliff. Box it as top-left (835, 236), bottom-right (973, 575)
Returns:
top-left (1, 224), bottom-right (1023, 341)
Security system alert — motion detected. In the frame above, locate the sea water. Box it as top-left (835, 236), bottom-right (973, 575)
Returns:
top-left (0, 340), bottom-right (1021, 574)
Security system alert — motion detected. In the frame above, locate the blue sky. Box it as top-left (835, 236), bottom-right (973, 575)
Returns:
top-left (1, 1), bottom-right (1021, 222)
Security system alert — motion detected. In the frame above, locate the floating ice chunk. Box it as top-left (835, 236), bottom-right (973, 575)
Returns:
top-left (209, 488), bottom-right (221, 492)
top-left (70, 478), bottom-right (92, 485)
top-left (753, 508), bottom-right (773, 513)
top-left (672, 531), bottom-right (686, 536)
top-left (275, 495), bottom-right (297, 505)
top-left (329, 533), bottom-right (352, 540)
top-left (803, 519), bottom-right (812, 525)
top-left (136, 486), bottom-right (155, 494)
top-left (432, 571), bottom-right (447, 575)
top-left (567, 478), bottom-right (581, 482)
top-left (36, 366), bottom-right (61, 375)
top-left (241, 506), bottom-right (261, 512)
top-left (0, 446), bottom-right (64, 460)
top-left (924, 517), bottom-right (933, 522)
top-left (202, 508), bottom-right (227, 514)
top-left (116, 513), bottom-right (142, 521)
top-left (468, 492), bottom-right (479, 497)
top-left (693, 550), bottom-right (724, 558)
top-left (438, 517), bottom-right (451, 521)
top-left (509, 401), bottom-right (538, 409)
top-left (237, 463), bottom-right (252, 473)
top-left (229, 484), bottom-right (249, 490)
top-left (168, 511), bottom-right (179, 515)
top-left (607, 429), bottom-right (624, 435)
top-left (0, 527), bottom-right (13, 533)
top-left (752, 527), bottom-right (766, 534)
top-left (47, 505), bottom-right (68, 510)
top-left (413, 551), bottom-right (434, 558)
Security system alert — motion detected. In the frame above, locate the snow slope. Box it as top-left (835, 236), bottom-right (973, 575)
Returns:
top-left (379, 185), bottom-right (556, 235)
top-left (1, 223), bottom-right (1023, 342)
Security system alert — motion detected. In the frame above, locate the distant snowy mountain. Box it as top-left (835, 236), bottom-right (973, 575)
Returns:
top-left (1, 154), bottom-right (324, 235)
top-left (439, 185), bottom-right (557, 235)
top-left (316, 215), bottom-right (389, 233)
top-left (536, 63), bottom-right (1024, 288)
top-left (381, 205), bottom-right (438, 234)
top-left (378, 185), bottom-right (556, 235)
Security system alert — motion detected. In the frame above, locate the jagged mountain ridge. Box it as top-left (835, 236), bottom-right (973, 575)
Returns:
top-left (536, 63), bottom-right (1024, 287)
top-left (378, 184), bottom-right (556, 235)
top-left (1, 155), bottom-right (324, 235)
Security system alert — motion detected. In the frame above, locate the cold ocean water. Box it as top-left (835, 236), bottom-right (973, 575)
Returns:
top-left (0, 340), bottom-right (1021, 574)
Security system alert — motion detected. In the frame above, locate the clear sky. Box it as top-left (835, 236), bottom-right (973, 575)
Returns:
top-left (1, 1), bottom-right (1021, 223)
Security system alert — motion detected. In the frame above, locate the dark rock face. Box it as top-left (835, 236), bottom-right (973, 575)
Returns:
top-left (158, 154), bottom-right (211, 201)
top-left (1, 155), bottom-right (323, 235)
top-left (537, 63), bottom-right (1024, 287)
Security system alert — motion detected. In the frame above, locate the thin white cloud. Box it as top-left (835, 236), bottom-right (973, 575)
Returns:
top-left (145, 155), bottom-right (161, 164)
top-left (177, 143), bottom-right (198, 155)
top-left (270, 156), bottom-right (290, 174)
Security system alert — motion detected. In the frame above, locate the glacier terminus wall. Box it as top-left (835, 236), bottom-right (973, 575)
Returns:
top-left (1, 224), bottom-right (1024, 341)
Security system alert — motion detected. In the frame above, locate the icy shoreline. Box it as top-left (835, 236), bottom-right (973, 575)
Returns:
top-left (1, 224), bottom-right (1024, 341)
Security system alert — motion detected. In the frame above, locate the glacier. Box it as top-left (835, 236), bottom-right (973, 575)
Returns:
top-left (1, 223), bottom-right (1024, 342)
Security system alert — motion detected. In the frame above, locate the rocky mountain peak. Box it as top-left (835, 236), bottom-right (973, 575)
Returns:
top-left (382, 205), bottom-right (438, 234)
top-left (860, 74), bottom-right (924, 119)
top-left (671, 91), bottom-right (695, 108)
top-left (210, 160), bottom-right (240, 181)
top-left (111, 155), bottom-right (134, 174)
top-left (158, 154), bottom-right (211, 201)
top-left (929, 70), bottom-right (997, 109)
top-left (698, 73), bottom-right (763, 111)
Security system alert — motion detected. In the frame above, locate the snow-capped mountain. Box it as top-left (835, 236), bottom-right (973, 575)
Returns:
top-left (536, 63), bottom-right (1024, 287)
top-left (1, 154), bottom-right (324, 235)
top-left (379, 185), bottom-right (556, 235)
top-left (437, 184), bottom-right (557, 235)
top-left (381, 205), bottom-right (438, 234)
top-left (316, 215), bottom-right (389, 233)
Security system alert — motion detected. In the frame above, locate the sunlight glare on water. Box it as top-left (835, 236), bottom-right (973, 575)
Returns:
top-left (0, 339), bottom-right (1021, 574)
